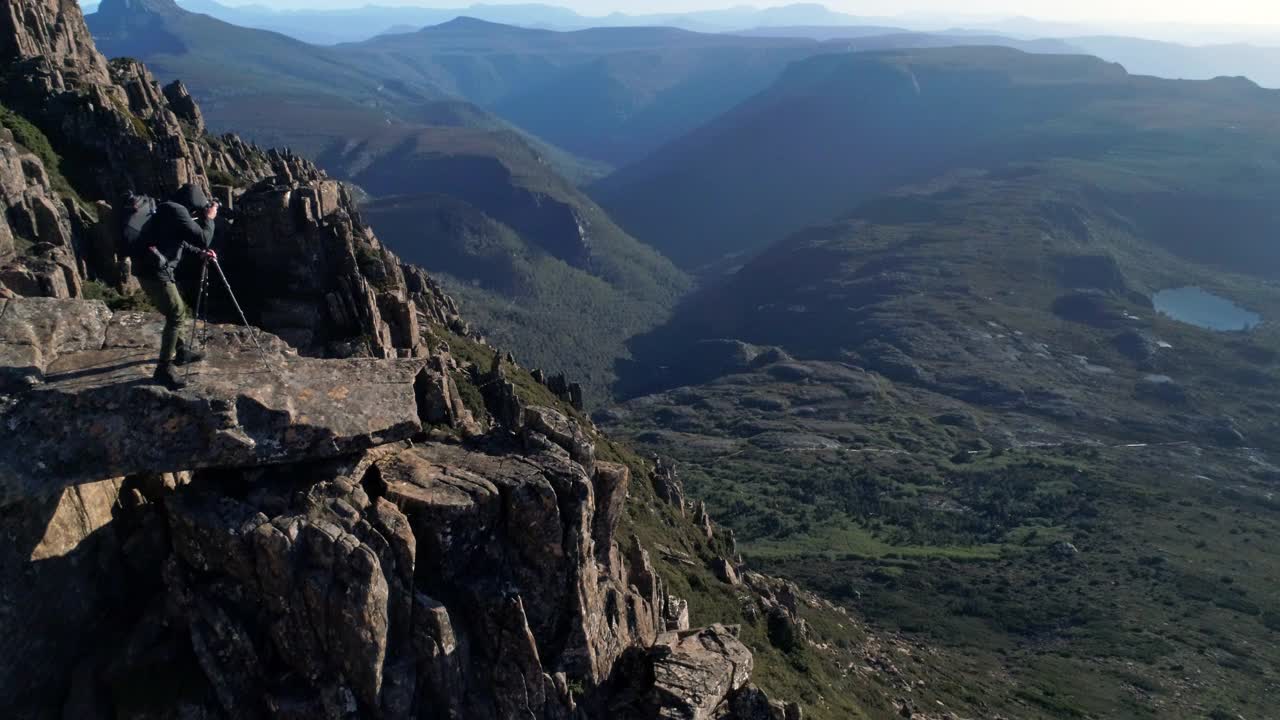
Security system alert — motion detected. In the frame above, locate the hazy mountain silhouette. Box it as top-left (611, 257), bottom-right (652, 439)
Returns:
top-left (592, 47), bottom-right (1280, 269)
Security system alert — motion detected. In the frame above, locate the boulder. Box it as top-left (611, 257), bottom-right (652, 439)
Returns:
top-left (726, 685), bottom-right (791, 720)
top-left (1112, 329), bottom-right (1160, 369)
top-left (712, 557), bottom-right (740, 586)
top-left (1050, 541), bottom-right (1080, 559)
top-left (619, 625), bottom-right (754, 720)
top-left (525, 405), bottom-right (596, 475)
top-left (665, 597), bottom-right (691, 632)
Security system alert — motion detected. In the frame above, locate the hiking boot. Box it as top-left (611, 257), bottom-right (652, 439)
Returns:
top-left (174, 344), bottom-right (206, 366)
top-left (153, 362), bottom-right (188, 391)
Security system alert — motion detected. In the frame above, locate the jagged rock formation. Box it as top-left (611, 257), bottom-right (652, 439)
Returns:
top-left (651, 456), bottom-right (686, 515)
top-left (0, 296), bottom-right (790, 718)
top-left (0, 0), bottom-right (466, 360)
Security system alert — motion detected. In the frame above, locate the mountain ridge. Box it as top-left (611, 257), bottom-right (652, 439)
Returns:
top-left (592, 46), bottom-right (1280, 270)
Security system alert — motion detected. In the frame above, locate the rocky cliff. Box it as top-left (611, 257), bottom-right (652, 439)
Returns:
top-left (2, 297), bottom-right (794, 719)
top-left (0, 2), bottom-right (795, 718)
top-left (0, 0), bottom-right (465, 360)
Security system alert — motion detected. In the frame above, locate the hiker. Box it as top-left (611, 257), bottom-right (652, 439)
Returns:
top-left (133, 183), bottom-right (219, 390)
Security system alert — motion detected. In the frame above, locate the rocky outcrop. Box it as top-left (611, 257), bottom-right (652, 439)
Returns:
top-left (610, 625), bottom-right (772, 720)
top-left (0, 475), bottom-right (128, 720)
top-left (1, 299), bottom-right (783, 717)
top-left (742, 573), bottom-right (811, 653)
top-left (0, 0), bottom-right (468, 364)
top-left (712, 557), bottom-right (740, 586)
top-left (652, 456), bottom-right (687, 515)
top-left (367, 441), bottom-right (665, 716)
top-left (530, 369), bottom-right (585, 411)
top-left (0, 125), bottom-right (82, 296)
top-left (0, 0), bottom-right (110, 85)
top-left (0, 297), bottom-right (456, 505)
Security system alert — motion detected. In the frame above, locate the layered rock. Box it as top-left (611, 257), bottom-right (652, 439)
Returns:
top-left (0, 0), bottom-right (109, 85)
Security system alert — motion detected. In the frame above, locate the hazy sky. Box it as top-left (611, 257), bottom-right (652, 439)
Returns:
top-left (207, 0), bottom-right (1280, 26)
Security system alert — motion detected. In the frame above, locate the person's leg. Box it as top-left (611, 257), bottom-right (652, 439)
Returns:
top-left (161, 280), bottom-right (191, 363)
top-left (140, 275), bottom-right (187, 363)
top-left (138, 275), bottom-right (190, 390)
top-left (138, 275), bottom-right (175, 363)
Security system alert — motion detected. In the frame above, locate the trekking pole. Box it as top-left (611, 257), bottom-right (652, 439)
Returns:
top-left (209, 257), bottom-right (277, 375)
top-left (185, 258), bottom-right (212, 382)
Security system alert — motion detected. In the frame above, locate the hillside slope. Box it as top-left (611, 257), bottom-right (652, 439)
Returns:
top-left (601, 145), bottom-right (1280, 717)
top-left (592, 47), bottom-right (1280, 270)
top-left (334, 125), bottom-right (691, 402)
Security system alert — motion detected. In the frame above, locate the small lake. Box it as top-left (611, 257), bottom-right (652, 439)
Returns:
top-left (1153, 287), bottom-right (1261, 331)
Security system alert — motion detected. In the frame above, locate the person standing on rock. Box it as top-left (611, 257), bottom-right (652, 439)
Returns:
top-left (134, 183), bottom-right (219, 390)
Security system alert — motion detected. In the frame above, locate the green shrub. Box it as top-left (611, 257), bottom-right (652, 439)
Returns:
top-left (83, 280), bottom-right (157, 313)
top-left (450, 369), bottom-right (487, 420)
top-left (0, 102), bottom-right (81, 201)
top-left (208, 169), bottom-right (240, 187)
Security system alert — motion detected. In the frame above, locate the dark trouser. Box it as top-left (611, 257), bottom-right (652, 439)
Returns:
top-left (138, 274), bottom-right (190, 364)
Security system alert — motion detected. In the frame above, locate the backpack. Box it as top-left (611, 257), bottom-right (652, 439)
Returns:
top-left (119, 193), bottom-right (157, 256)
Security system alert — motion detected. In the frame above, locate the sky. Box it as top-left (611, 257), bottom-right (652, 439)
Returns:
top-left (200, 0), bottom-right (1280, 26)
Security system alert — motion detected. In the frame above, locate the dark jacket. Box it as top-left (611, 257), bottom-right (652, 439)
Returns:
top-left (137, 185), bottom-right (215, 281)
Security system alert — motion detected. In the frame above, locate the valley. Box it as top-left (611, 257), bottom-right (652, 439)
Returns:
top-left (6, 2), bottom-right (1275, 717)
top-left (599, 145), bottom-right (1280, 717)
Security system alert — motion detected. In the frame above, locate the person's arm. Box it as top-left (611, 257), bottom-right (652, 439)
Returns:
top-left (176, 205), bottom-right (217, 253)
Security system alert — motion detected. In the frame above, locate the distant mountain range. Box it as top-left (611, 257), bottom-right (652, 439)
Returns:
top-left (77, 1), bottom-right (1280, 46)
top-left (80, 0), bottom-right (1280, 95)
top-left (88, 2), bottom-right (833, 166)
top-left (82, 1), bottom-right (887, 43)
top-left (593, 47), bottom-right (1280, 269)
